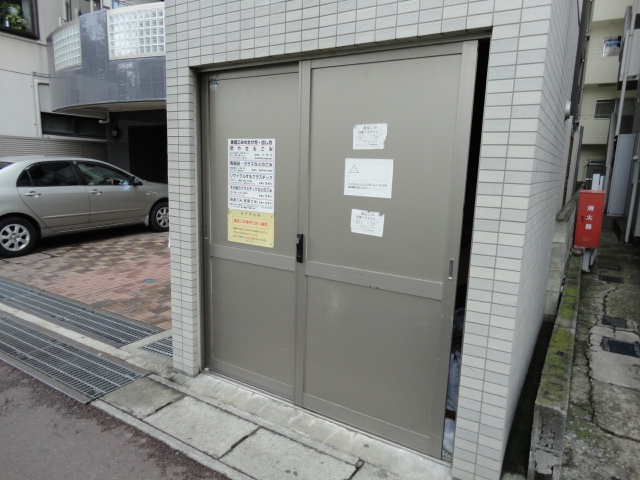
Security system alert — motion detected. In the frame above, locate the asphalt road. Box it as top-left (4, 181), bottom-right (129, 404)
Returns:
top-left (0, 361), bottom-right (229, 480)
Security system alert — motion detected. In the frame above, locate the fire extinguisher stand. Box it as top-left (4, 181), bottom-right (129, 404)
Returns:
top-left (574, 190), bottom-right (606, 272)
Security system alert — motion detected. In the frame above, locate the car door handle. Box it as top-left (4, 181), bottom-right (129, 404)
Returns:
top-left (24, 191), bottom-right (41, 198)
top-left (89, 189), bottom-right (103, 195)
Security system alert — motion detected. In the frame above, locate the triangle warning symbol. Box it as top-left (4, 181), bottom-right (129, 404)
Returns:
top-left (349, 165), bottom-right (359, 173)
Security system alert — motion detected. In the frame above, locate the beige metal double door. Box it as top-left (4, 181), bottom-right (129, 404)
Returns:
top-left (204, 42), bottom-right (477, 457)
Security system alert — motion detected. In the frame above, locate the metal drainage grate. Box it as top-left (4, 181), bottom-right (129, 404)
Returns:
top-left (141, 337), bottom-right (173, 358)
top-left (0, 278), bottom-right (161, 346)
top-left (602, 316), bottom-right (629, 329)
top-left (602, 337), bottom-right (640, 358)
top-left (599, 275), bottom-right (624, 284)
top-left (0, 315), bottom-right (144, 403)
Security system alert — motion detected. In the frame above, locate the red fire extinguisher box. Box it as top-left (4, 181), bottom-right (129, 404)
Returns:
top-left (574, 190), bottom-right (605, 249)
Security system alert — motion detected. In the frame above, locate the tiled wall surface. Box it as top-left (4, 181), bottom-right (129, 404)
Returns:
top-left (164, 1), bottom-right (580, 479)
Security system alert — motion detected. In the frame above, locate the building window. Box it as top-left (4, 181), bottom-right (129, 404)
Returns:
top-left (594, 99), bottom-right (616, 119)
top-left (594, 98), bottom-right (635, 120)
top-left (0, 0), bottom-right (37, 37)
top-left (108, 5), bottom-right (165, 59)
top-left (52, 23), bottom-right (81, 72)
top-left (41, 113), bottom-right (106, 139)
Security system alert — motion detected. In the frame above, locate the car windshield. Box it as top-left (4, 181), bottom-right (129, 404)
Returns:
top-left (0, 162), bottom-right (12, 170)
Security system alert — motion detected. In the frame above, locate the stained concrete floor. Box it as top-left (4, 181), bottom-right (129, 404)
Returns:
top-left (560, 227), bottom-right (640, 480)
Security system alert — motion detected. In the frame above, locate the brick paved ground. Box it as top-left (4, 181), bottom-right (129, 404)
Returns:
top-left (0, 226), bottom-right (171, 330)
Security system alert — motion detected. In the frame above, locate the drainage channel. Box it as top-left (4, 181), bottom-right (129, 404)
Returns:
top-left (0, 278), bottom-right (162, 346)
top-left (142, 337), bottom-right (173, 357)
top-left (0, 314), bottom-right (145, 403)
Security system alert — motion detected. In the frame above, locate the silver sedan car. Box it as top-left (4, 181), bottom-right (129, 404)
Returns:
top-left (0, 155), bottom-right (169, 257)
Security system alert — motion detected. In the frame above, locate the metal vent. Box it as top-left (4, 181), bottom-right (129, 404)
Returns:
top-left (602, 337), bottom-right (640, 358)
top-left (0, 315), bottom-right (144, 403)
top-left (602, 316), bottom-right (629, 329)
top-left (599, 275), bottom-right (624, 284)
top-left (0, 278), bottom-right (161, 346)
top-left (141, 337), bottom-right (173, 357)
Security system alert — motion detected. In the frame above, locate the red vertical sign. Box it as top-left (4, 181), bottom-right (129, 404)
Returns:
top-left (574, 190), bottom-right (605, 249)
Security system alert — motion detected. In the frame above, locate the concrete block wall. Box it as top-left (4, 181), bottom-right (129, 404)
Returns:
top-left (164, 1), bottom-right (581, 479)
top-left (545, 193), bottom-right (579, 315)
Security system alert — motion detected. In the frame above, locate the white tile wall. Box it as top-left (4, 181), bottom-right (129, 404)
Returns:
top-left (165, 1), bottom-right (580, 478)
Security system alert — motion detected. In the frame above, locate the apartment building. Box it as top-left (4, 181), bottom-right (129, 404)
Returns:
top-left (0, 0), bottom-right (167, 180)
top-left (577, 0), bottom-right (634, 190)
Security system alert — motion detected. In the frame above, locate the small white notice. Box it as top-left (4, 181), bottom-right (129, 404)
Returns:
top-left (344, 158), bottom-right (393, 198)
top-left (351, 209), bottom-right (385, 237)
top-left (353, 123), bottom-right (387, 150)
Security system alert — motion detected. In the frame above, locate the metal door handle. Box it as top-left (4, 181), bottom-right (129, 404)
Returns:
top-left (89, 189), bottom-right (102, 195)
top-left (296, 234), bottom-right (304, 263)
top-left (24, 191), bottom-right (41, 197)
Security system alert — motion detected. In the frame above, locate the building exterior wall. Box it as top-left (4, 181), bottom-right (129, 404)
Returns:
top-left (0, 0), bottom-right (62, 139)
top-left (0, 0), bottom-right (108, 158)
top-left (576, 0), bottom-right (631, 187)
top-left (581, 85), bottom-right (621, 146)
top-left (584, 18), bottom-right (625, 85)
top-left (593, 0), bottom-right (632, 21)
top-left (164, 1), bottom-right (580, 479)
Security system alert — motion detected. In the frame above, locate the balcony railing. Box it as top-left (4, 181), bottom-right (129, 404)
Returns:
top-left (52, 23), bottom-right (81, 72)
top-left (108, 4), bottom-right (165, 60)
top-left (51, 2), bottom-right (165, 73)
top-left (48, 3), bottom-right (166, 112)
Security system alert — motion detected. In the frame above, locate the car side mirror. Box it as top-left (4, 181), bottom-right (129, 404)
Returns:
top-left (131, 177), bottom-right (143, 186)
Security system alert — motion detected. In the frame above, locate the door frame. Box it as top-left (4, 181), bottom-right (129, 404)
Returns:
top-left (198, 38), bottom-right (480, 454)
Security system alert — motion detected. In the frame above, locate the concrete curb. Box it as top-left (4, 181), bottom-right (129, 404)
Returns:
top-left (93, 399), bottom-right (255, 480)
top-left (528, 252), bottom-right (581, 479)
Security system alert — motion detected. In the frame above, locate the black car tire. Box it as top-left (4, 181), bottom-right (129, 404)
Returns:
top-left (150, 201), bottom-right (169, 232)
top-left (0, 217), bottom-right (37, 258)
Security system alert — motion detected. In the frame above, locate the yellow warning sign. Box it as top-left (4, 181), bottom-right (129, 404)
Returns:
top-left (227, 209), bottom-right (274, 248)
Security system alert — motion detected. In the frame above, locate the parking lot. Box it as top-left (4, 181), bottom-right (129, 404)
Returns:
top-left (0, 226), bottom-right (171, 330)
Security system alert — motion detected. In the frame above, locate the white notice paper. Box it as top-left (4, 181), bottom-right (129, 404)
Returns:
top-left (353, 123), bottom-right (387, 150)
top-left (228, 139), bottom-right (275, 213)
top-left (351, 209), bottom-right (385, 237)
top-left (344, 158), bottom-right (393, 198)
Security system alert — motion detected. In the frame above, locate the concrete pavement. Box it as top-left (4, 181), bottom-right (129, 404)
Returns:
top-left (0, 361), bottom-right (226, 480)
top-left (560, 226), bottom-right (640, 480)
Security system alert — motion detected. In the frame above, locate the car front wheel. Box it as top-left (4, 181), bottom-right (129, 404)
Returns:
top-left (150, 201), bottom-right (169, 232)
top-left (0, 217), bottom-right (37, 257)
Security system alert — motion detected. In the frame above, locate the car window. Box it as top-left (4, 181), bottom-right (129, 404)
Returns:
top-left (17, 170), bottom-right (32, 187)
top-left (0, 162), bottom-right (11, 170)
top-left (23, 162), bottom-right (80, 187)
top-left (76, 162), bottom-right (131, 186)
